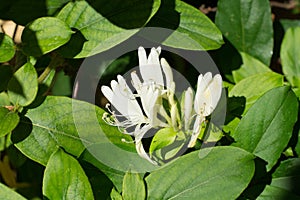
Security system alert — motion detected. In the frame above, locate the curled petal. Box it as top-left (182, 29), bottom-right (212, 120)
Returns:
top-left (161, 58), bottom-right (174, 91)
top-left (188, 115), bottom-right (205, 148)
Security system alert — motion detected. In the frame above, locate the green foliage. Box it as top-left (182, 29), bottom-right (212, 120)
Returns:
top-left (233, 86), bottom-right (298, 171)
top-left (43, 149), bottom-right (94, 199)
top-left (0, 0), bottom-right (300, 199)
top-left (216, 0), bottom-right (273, 66)
top-left (146, 146), bottom-right (255, 200)
top-left (0, 33), bottom-right (15, 62)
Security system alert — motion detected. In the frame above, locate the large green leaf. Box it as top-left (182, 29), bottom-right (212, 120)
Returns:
top-left (229, 72), bottom-right (283, 113)
top-left (215, 0), bottom-right (273, 65)
top-left (233, 86), bottom-right (298, 171)
top-left (233, 52), bottom-right (271, 83)
top-left (122, 172), bottom-right (146, 200)
top-left (0, 107), bottom-right (19, 137)
top-left (0, 182), bottom-right (26, 200)
top-left (7, 63), bottom-right (38, 107)
top-left (12, 96), bottom-right (86, 165)
top-left (0, 33), bottom-right (15, 63)
top-left (43, 149), bottom-right (93, 200)
top-left (57, 0), bottom-right (160, 58)
top-left (146, 146), bottom-right (255, 200)
top-left (144, 0), bottom-right (223, 50)
top-left (21, 17), bottom-right (73, 57)
top-left (280, 27), bottom-right (300, 88)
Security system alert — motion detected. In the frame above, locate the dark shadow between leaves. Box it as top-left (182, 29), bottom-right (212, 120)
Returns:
top-left (57, 28), bottom-right (87, 58)
top-left (225, 96), bottom-right (246, 124)
top-left (11, 116), bottom-right (32, 143)
top-left (21, 28), bottom-right (43, 57)
top-left (237, 157), bottom-right (270, 199)
top-left (0, 65), bottom-right (13, 92)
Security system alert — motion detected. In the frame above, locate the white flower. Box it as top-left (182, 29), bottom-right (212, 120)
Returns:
top-left (187, 72), bottom-right (222, 147)
top-left (101, 46), bottom-right (223, 164)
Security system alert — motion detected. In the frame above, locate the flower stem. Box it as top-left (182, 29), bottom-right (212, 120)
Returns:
top-left (38, 54), bottom-right (63, 84)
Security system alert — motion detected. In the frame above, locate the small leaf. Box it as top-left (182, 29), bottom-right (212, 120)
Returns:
top-left (21, 17), bottom-right (73, 56)
top-left (110, 187), bottom-right (123, 200)
top-left (146, 146), bottom-right (255, 200)
top-left (7, 63), bottom-right (38, 107)
top-left (0, 92), bottom-right (10, 106)
top-left (122, 172), bottom-right (146, 200)
top-left (280, 27), bottom-right (300, 88)
top-left (0, 182), bottom-right (26, 200)
top-left (233, 52), bottom-right (271, 83)
top-left (229, 72), bottom-right (283, 113)
top-left (0, 33), bottom-right (15, 62)
top-left (216, 0), bottom-right (273, 65)
top-left (0, 107), bottom-right (19, 137)
top-left (43, 149), bottom-right (93, 200)
top-left (233, 86), bottom-right (298, 171)
top-left (149, 127), bottom-right (177, 155)
top-left (257, 185), bottom-right (300, 200)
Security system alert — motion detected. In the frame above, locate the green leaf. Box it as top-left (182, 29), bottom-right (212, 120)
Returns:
top-left (146, 0), bottom-right (223, 50)
top-left (269, 158), bottom-right (300, 196)
top-left (12, 96), bottom-right (86, 165)
top-left (146, 146), bottom-right (255, 200)
top-left (233, 52), bottom-right (271, 83)
top-left (0, 33), bottom-right (15, 62)
top-left (43, 149), bottom-right (93, 200)
top-left (280, 19), bottom-right (300, 32)
top-left (122, 172), bottom-right (146, 200)
top-left (7, 63), bottom-right (38, 107)
top-left (0, 92), bottom-right (10, 106)
top-left (21, 17), bottom-right (73, 57)
top-left (149, 127), bottom-right (177, 155)
top-left (111, 187), bottom-right (123, 200)
top-left (0, 65), bottom-right (13, 92)
top-left (229, 72), bottom-right (283, 113)
top-left (233, 86), bottom-right (298, 171)
top-left (0, 182), bottom-right (26, 200)
top-left (280, 27), bottom-right (300, 88)
top-left (257, 185), bottom-right (300, 200)
top-left (0, 107), bottom-right (19, 137)
top-left (216, 0), bottom-right (273, 65)
top-left (57, 0), bottom-right (160, 58)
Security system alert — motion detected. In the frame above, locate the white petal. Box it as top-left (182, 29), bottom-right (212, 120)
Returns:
top-left (208, 74), bottom-right (222, 111)
top-left (136, 139), bottom-right (157, 165)
top-left (183, 87), bottom-right (194, 130)
top-left (139, 47), bottom-right (164, 86)
top-left (138, 46), bottom-right (147, 66)
top-left (101, 86), bottom-right (113, 103)
top-left (161, 58), bottom-right (173, 90)
top-left (131, 71), bottom-right (142, 92)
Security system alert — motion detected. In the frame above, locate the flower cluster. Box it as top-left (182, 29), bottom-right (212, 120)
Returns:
top-left (101, 47), bottom-right (222, 165)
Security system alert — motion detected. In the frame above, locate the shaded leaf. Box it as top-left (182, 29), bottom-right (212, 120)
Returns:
top-left (21, 17), bottom-right (73, 56)
top-left (233, 86), bottom-right (298, 171)
top-left (216, 0), bottom-right (273, 65)
top-left (7, 63), bottom-right (38, 107)
top-left (229, 72), bottom-right (283, 113)
top-left (149, 127), bottom-right (177, 155)
top-left (0, 182), bottom-right (26, 200)
top-left (122, 172), bottom-right (145, 200)
top-left (146, 146), bottom-right (255, 200)
top-left (43, 149), bottom-right (93, 200)
top-left (0, 107), bottom-right (19, 137)
top-left (0, 33), bottom-right (15, 63)
top-left (280, 27), bottom-right (300, 88)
